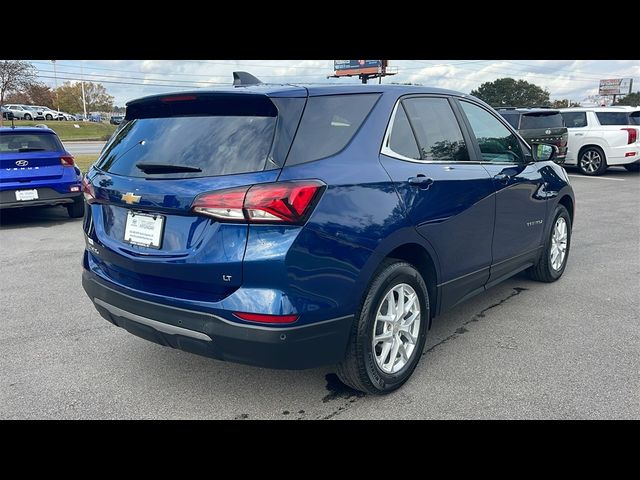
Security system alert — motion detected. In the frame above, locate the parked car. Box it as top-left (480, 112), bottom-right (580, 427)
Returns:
top-left (81, 82), bottom-right (574, 394)
top-left (0, 126), bottom-right (84, 217)
top-left (110, 115), bottom-right (124, 125)
top-left (497, 108), bottom-right (568, 164)
top-left (1, 106), bottom-right (13, 120)
top-left (560, 106), bottom-right (640, 174)
top-left (30, 105), bottom-right (63, 121)
top-left (89, 114), bottom-right (102, 122)
top-left (4, 104), bottom-right (36, 120)
top-left (23, 105), bottom-right (45, 120)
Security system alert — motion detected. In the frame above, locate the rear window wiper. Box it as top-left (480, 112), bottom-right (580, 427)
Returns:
top-left (135, 163), bottom-right (202, 174)
top-left (18, 148), bottom-right (46, 152)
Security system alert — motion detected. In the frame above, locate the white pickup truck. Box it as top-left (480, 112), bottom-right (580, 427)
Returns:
top-left (560, 106), bottom-right (640, 175)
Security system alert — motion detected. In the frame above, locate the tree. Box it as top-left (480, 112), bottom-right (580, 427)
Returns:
top-left (551, 99), bottom-right (581, 108)
top-left (471, 78), bottom-right (550, 108)
top-left (614, 92), bottom-right (640, 106)
top-left (0, 60), bottom-right (37, 125)
top-left (55, 81), bottom-right (114, 114)
top-left (6, 83), bottom-right (55, 107)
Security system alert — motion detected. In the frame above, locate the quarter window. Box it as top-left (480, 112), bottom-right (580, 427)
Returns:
top-left (402, 98), bottom-right (469, 162)
top-left (460, 101), bottom-right (524, 163)
top-left (387, 105), bottom-right (420, 160)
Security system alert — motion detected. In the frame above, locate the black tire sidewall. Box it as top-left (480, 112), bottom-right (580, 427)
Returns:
top-left (361, 264), bottom-right (429, 392)
top-left (545, 205), bottom-right (572, 280)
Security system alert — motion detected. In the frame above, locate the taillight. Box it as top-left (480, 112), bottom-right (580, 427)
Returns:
top-left (622, 128), bottom-right (638, 144)
top-left (192, 180), bottom-right (325, 224)
top-left (233, 312), bottom-right (299, 324)
top-left (82, 176), bottom-right (96, 204)
top-left (61, 154), bottom-right (75, 166)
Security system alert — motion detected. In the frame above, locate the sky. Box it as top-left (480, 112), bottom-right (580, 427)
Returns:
top-left (30, 60), bottom-right (640, 107)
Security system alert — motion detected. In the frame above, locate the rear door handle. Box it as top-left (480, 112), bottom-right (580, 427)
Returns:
top-left (494, 173), bottom-right (511, 184)
top-left (408, 175), bottom-right (434, 189)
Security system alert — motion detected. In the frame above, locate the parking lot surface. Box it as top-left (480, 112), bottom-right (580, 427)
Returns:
top-left (1, 167), bottom-right (638, 419)
top-left (63, 142), bottom-right (106, 156)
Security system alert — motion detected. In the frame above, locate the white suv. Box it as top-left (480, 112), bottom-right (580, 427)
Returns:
top-left (560, 106), bottom-right (640, 175)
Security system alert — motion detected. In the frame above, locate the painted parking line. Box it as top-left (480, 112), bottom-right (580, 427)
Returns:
top-left (567, 175), bottom-right (625, 181)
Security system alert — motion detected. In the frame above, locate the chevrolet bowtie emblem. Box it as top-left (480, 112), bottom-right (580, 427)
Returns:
top-left (121, 192), bottom-right (141, 204)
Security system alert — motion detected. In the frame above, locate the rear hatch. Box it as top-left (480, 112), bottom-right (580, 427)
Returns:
top-left (84, 90), bottom-right (307, 301)
top-left (0, 130), bottom-right (66, 183)
top-left (518, 111), bottom-right (568, 154)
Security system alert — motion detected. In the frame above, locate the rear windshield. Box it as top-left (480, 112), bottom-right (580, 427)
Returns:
top-left (285, 94), bottom-right (380, 166)
top-left (520, 112), bottom-right (564, 129)
top-left (0, 133), bottom-right (62, 153)
top-left (96, 115), bottom-right (277, 178)
top-left (500, 113), bottom-right (520, 129)
top-left (596, 112), bottom-right (630, 125)
top-left (561, 112), bottom-right (588, 128)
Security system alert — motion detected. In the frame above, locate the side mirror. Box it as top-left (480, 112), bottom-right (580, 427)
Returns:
top-left (531, 143), bottom-right (558, 162)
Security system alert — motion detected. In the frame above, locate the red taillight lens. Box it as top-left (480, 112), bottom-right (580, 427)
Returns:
top-left (82, 176), bottom-right (96, 204)
top-left (160, 95), bottom-right (197, 102)
top-left (192, 180), bottom-right (325, 224)
top-left (192, 186), bottom-right (249, 220)
top-left (61, 154), bottom-right (75, 166)
top-left (622, 128), bottom-right (638, 144)
top-left (233, 312), bottom-right (299, 324)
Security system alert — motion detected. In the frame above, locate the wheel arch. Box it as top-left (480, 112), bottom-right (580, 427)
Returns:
top-left (558, 195), bottom-right (574, 224)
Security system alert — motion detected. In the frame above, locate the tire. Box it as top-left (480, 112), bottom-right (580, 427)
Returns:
top-left (528, 204), bottom-right (571, 282)
top-left (67, 196), bottom-right (85, 218)
top-left (336, 260), bottom-right (429, 394)
top-left (45, 114), bottom-right (53, 120)
top-left (24, 113), bottom-right (32, 121)
top-left (624, 163), bottom-right (640, 172)
top-left (578, 146), bottom-right (607, 176)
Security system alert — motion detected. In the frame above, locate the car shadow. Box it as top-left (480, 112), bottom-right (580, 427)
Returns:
top-left (564, 165), bottom-right (639, 177)
top-left (0, 206), bottom-right (81, 229)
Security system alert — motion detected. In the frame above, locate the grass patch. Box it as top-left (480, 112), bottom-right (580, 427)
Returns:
top-left (74, 154), bottom-right (99, 173)
top-left (0, 119), bottom-right (116, 141)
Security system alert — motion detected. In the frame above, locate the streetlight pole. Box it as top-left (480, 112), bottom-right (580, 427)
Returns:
top-left (81, 61), bottom-right (87, 119)
top-left (52, 60), bottom-right (60, 112)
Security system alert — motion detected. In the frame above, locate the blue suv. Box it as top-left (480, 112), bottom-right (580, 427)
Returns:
top-left (81, 82), bottom-right (574, 394)
top-left (1, 126), bottom-right (84, 217)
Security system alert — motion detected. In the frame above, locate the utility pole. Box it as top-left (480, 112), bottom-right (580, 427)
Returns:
top-left (81, 60), bottom-right (87, 119)
top-left (52, 60), bottom-right (60, 112)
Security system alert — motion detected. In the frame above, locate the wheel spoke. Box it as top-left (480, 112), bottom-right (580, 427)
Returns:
top-left (389, 337), bottom-right (401, 368)
top-left (374, 331), bottom-right (394, 344)
top-left (379, 341), bottom-right (392, 370)
top-left (402, 330), bottom-right (417, 345)
top-left (399, 343), bottom-right (409, 362)
top-left (396, 288), bottom-right (405, 321)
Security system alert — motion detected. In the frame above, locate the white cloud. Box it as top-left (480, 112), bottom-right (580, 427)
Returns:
top-left (31, 59), bottom-right (639, 107)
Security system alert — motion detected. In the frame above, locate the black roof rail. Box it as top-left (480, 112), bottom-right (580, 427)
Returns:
top-left (232, 71), bottom-right (263, 86)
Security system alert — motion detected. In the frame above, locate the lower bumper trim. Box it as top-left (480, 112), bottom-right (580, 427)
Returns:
top-left (94, 298), bottom-right (213, 342)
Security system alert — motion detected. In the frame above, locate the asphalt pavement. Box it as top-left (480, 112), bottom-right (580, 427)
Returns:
top-left (63, 141), bottom-right (106, 156)
top-left (0, 166), bottom-right (638, 419)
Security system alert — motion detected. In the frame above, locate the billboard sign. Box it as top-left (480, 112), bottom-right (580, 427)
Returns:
top-left (334, 60), bottom-right (383, 77)
top-left (599, 78), bottom-right (633, 96)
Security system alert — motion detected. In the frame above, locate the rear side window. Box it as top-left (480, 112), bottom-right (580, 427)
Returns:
top-left (285, 94), bottom-right (380, 166)
top-left (630, 111), bottom-right (640, 125)
top-left (596, 112), bottom-right (630, 125)
top-left (500, 113), bottom-right (520, 129)
top-left (561, 112), bottom-right (587, 128)
top-left (402, 97), bottom-right (469, 162)
top-left (0, 133), bottom-right (62, 153)
top-left (520, 112), bottom-right (564, 129)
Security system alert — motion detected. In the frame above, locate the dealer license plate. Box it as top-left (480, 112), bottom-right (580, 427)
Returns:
top-left (123, 211), bottom-right (165, 249)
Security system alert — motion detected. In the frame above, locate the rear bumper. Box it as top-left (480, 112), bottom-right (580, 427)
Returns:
top-left (0, 188), bottom-right (81, 209)
top-left (82, 272), bottom-right (354, 370)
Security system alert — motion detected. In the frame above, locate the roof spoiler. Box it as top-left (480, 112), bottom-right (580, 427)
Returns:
top-left (233, 71), bottom-right (263, 86)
